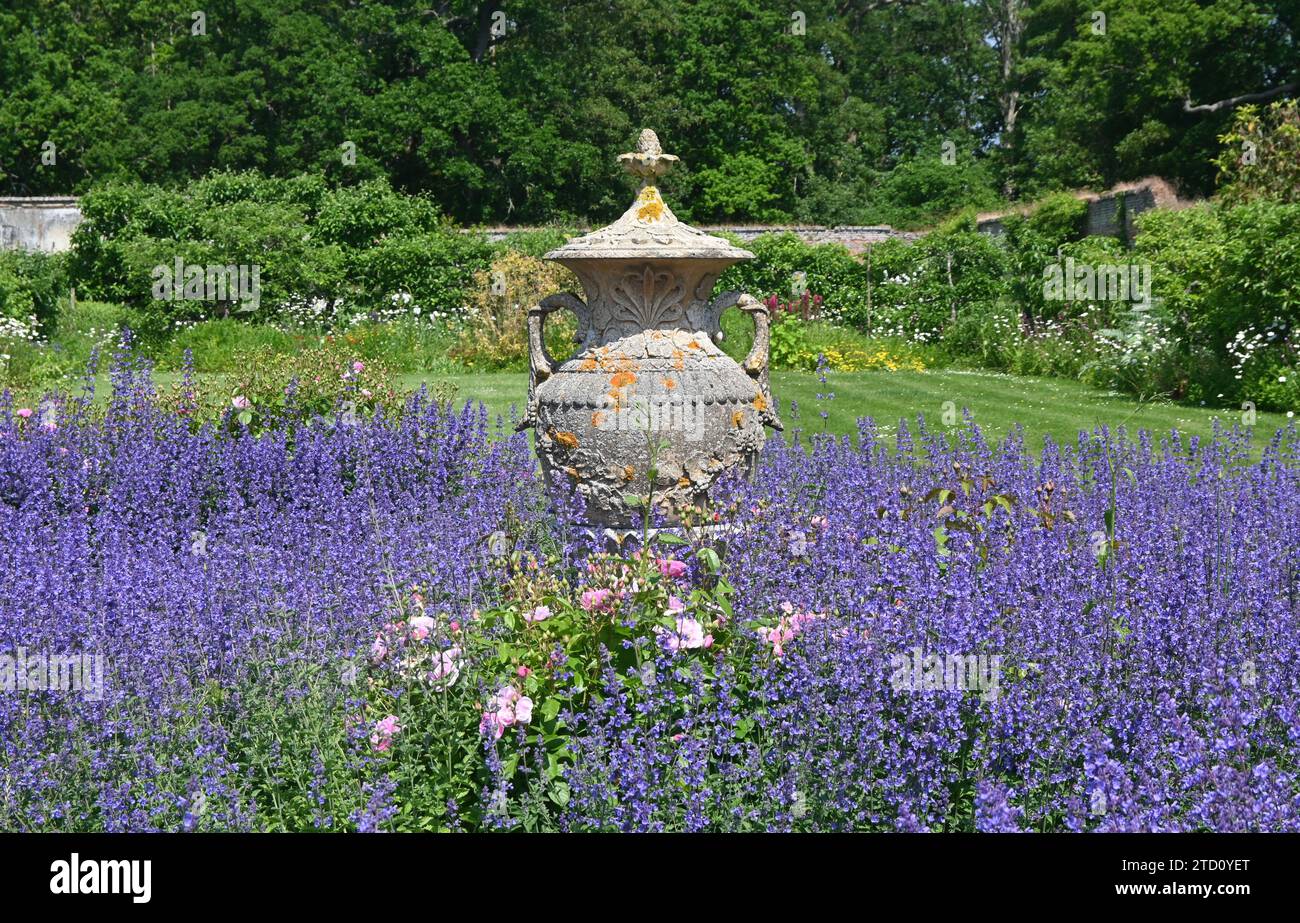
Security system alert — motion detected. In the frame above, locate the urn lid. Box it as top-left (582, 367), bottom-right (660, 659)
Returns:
top-left (544, 130), bottom-right (755, 264)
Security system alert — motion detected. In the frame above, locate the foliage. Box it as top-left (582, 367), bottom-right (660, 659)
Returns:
top-left (67, 173), bottom-right (491, 328)
top-left (1134, 200), bottom-right (1300, 407)
top-left (217, 337), bottom-right (403, 434)
top-left (719, 233), bottom-right (866, 325)
top-left (452, 250), bottom-right (580, 370)
top-left (1214, 99), bottom-right (1300, 205)
top-left (0, 250), bottom-right (67, 336)
top-left (768, 313), bottom-right (814, 370)
top-left (6, 1), bottom-right (1290, 219)
top-left (870, 155), bottom-right (1002, 229)
top-left (1015, 0), bottom-right (1296, 198)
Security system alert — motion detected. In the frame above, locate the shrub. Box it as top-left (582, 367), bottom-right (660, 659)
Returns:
top-left (769, 313), bottom-right (814, 370)
top-left (1135, 199), bottom-right (1300, 409)
top-left (351, 231), bottom-right (491, 322)
top-left (496, 228), bottom-right (578, 259)
top-left (718, 233), bottom-right (866, 326)
top-left (220, 337), bottom-right (402, 434)
top-left (871, 155), bottom-right (1001, 229)
top-left (451, 251), bottom-right (579, 370)
top-left (0, 250), bottom-right (67, 336)
top-left (1213, 99), bottom-right (1300, 205)
top-left (67, 173), bottom-right (490, 329)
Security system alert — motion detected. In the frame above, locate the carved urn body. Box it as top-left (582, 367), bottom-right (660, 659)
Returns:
top-left (517, 130), bottom-right (781, 528)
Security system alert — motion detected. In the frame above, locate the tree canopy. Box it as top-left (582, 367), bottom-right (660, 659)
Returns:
top-left (1, 0), bottom-right (1295, 225)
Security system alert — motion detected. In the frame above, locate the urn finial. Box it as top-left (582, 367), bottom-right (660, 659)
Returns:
top-left (618, 128), bottom-right (679, 187)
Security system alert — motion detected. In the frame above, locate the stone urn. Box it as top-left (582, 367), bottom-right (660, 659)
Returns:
top-left (517, 129), bottom-right (782, 528)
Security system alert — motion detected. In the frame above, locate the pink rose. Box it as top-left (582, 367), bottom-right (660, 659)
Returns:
top-left (524, 605), bottom-right (551, 623)
top-left (408, 614), bottom-right (436, 641)
top-left (580, 588), bottom-right (614, 612)
top-left (427, 647), bottom-right (461, 689)
top-left (495, 685), bottom-right (520, 709)
top-left (481, 685), bottom-right (534, 737)
top-left (15, 408), bottom-right (32, 419)
top-left (656, 616), bottom-right (707, 652)
top-left (370, 715), bottom-right (401, 752)
top-left (658, 558), bottom-right (688, 579)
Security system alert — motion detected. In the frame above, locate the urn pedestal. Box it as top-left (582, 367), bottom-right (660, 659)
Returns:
top-left (517, 131), bottom-right (782, 528)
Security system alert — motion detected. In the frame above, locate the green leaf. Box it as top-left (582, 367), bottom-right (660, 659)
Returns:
top-left (653, 532), bottom-right (688, 546)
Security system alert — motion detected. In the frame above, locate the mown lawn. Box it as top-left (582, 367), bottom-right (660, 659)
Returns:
top-left (17, 367), bottom-right (1294, 452)
top-left (406, 369), bottom-right (1295, 451)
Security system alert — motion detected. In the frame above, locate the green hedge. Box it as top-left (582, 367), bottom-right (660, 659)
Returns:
top-left (67, 173), bottom-right (492, 329)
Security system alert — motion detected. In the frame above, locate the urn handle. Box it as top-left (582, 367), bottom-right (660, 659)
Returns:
top-left (710, 292), bottom-right (783, 432)
top-left (517, 292), bottom-right (590, 432)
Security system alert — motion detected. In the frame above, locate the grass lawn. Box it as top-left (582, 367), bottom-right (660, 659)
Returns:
top-left (405, 368), bottom-right (1295, 452)
top-left (17, 367), bottom-right (1293, 452)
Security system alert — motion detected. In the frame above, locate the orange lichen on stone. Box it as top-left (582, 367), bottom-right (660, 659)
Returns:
top-left (752, 393), bottom-right (768, 412)
top-left (564, 466), bottom-right (581, 480)
top-left (636, 186), bottom-right (666, 222)
top-left (552, 430), bottom-right (579, 450)
top-left (732, 410), bottom-right (745, 428)
top-left (589, 352), bottom-right (639, 374)
top-left (686, 339), bottom-right (701, 350)
top-left (610, 371), bottom-right (637, 390)
top-left (620, 465), bottom-right (636, 481)
top-left (591, 411), bottom-right (605, 427)
top-left (677, 476), bottom-right (691, 487)
top-left (671, 349), bottom-right (685, 370)
top-left (661, 377), bottom-right (677, 389)
top-left (579, 357), bottom-right (598, 371)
